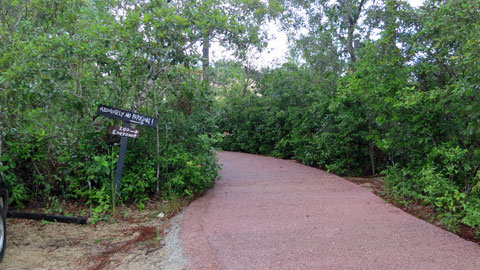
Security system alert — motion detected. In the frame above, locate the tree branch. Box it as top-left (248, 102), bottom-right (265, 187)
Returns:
top-left (132, 65), bottom-right (170, 113)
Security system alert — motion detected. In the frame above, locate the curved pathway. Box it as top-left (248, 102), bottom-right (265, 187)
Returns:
top-left (182, 152), bottom-right (480, 270)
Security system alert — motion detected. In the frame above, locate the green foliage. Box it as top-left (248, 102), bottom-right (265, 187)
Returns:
top-left (462, 197), bottom-right (480, 229)
top-left (216, 61), bottom-right (369, 175)
top-left (215, 0), bottom-right (480, 233)
top-left (2, 0), bottom-right (479, 235)
top-left (383, 165), bottom-right (480, 232)
top-left (0, 0), bottom-right (271, 215)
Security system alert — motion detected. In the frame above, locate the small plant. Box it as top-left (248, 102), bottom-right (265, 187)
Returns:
top-left (155, 225), bottom-right (162, 246)
top-left (39, 220), bottom-right (50, 226)
top-left (94, 237), bottom-right (114, 245)
top-left (150, 197), bottom-right (188, 219)
top-left (45, 197), bottom-right (63, 214)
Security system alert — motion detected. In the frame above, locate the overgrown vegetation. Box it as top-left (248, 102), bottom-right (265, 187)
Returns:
top-left (0, 0), bottom-right (278, 218)
top-left (215, 0), bottom-right (480, 235)
top-left (1, 0), bottom-right (479, 235)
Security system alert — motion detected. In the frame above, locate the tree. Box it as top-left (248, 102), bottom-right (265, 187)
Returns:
top-left (183, 0), bottom-right (281, 81)
top-left (0, 0), bottom-right (223, 208)
top-left (284, 0), bottom-right (371, 71)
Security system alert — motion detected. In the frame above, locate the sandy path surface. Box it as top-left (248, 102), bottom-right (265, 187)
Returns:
top-left (182, 151), bottom-right (480, 270)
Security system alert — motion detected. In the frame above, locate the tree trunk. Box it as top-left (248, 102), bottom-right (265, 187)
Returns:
top-left (338, 0), bottom-right (366, 65)
top-left (154, 82), bottom-right (161, 194)
top-left (202, 33), bottom-right (210, 82)
top-left (347, 25), bottom-right (357, 63)
top-left (132, 65), bottom-right (169, 113)
top-left (369, 142), bottom-right (375, 176)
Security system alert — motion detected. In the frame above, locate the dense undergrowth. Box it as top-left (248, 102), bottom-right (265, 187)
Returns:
top-left (0, 0), bottom-right (239, 218)
top-left (0, 0), bottom-right (281, 219)
top-left (2, 63), bottom-right (220, 215)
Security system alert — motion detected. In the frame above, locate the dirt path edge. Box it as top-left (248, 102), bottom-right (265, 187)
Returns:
top-left (159, 212), bottom-right (188, 270)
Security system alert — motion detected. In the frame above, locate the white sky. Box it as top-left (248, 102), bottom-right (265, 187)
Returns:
top-left (211, 0), bottom-right (425, 69)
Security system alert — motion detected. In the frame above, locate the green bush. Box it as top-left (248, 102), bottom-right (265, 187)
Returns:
top-left (383, 165), bottom-right (480, 232)
top-left (1, 66), bottom-right (220, 212)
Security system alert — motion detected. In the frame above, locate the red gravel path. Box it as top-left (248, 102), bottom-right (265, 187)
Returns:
top-left (182, 152), bottom-right (480, 270)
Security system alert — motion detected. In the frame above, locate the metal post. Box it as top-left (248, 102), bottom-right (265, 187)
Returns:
top-left (114, 121), bottom-right (130, 198)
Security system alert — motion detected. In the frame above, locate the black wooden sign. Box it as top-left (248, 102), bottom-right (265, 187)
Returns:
top-left (108, 126), bottom-right (140, 139)
top-left (97, 104), bottom-right (158, 128)
top-left (96, 105), bottom-right (158, 202)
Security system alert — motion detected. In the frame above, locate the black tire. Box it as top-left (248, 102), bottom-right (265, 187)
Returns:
top-left (0, 204), bottom-right (5, 262)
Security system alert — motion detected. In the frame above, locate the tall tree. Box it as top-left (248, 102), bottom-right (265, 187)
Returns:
top-left (182, 0), bottom-right (281, 81)
top-left (284, 0), bottom-right (371, 71)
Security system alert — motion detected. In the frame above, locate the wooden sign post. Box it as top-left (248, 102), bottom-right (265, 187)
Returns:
top-left (97, 105), bottom-right (158, 199)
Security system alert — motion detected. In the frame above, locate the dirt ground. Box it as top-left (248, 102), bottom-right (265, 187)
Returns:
top-left (1, 176), bottom-right (477, 270)
top-left (2, 199), bottom-right (179, 270)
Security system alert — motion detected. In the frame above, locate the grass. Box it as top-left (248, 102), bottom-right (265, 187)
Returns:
top-left (149, 197), bottom-right (189, 219)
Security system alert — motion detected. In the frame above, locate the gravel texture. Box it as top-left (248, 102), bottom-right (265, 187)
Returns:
top-left (182, 151), bottom-right (480, 270)
top-left (159, 213), bottom-right (188, 270)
